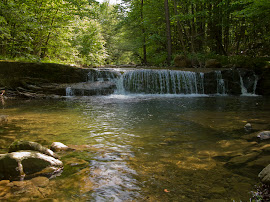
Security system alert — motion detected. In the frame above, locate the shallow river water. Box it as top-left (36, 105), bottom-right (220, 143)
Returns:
top-left (1, 95), bottom-right (270, 201)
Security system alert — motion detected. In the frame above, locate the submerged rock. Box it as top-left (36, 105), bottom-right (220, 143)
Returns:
top-left (244, 123), bottom-right (252, 133)
top-left (257, 131), bottom-right (270, 140)
top-left (248, 156), bottom-right (270, 168)
top-left (209, 186), bottom-right (226, 194)
top-left (0, 151), bottom-right (63, 180)
top-left (30, 176), bottom-right (49, 187)
top-left (9, 140), bottom-right (59, 159)
top-left (259, 164), bottom-right (270, 185)
top-left (68, 144), bottom-right (93, 151)
top-left (0, 115), bottom-right (8, 125)
top-left (226, 152), bottom-right (260, 167)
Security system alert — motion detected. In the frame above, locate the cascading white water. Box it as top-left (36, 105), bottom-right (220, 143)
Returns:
top-left (66, 87), bottom-right (74, 96)
top-left (114, 73), bottom-right (125, 95)
top-left (238, 71), bottom-right (258, 96)
top-left (88, 70), bottom-right (120, 82)
top-left (253, 75), bottom-right (259, 95)
top-left (216, 71), bottom-right (226, 95)
top-left (76, 68), bottom-right (259, 96)
top-left (239, 75), bottom-right (248, 95)
top-left (119, 69), bottom-right (205, 94)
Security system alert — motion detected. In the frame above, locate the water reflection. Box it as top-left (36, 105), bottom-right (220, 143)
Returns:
top-left (0, 96), bottom-right (270, 201)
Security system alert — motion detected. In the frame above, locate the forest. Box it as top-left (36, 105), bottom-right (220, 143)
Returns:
top-left (0, 0), bottom-right (270, 67)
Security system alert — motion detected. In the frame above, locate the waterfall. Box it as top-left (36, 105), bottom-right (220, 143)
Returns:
top-left (114, 73), bottom-right (125, 95)
top-left (216, 71), bottom-right (226, 95)
top-left (239, 75), bottom-right (248, 95)
top-left (119, 69), bottom-right (205, 94)
top-left (66, 87), bottom-right (74, 96)
top-left (87, 69), bottom-right (120, 82)
top-left (238, 70), bottom-right (258, 96)
top-left (66, 68), bottom-right (259, 96)
top-left (253, 75), bottom-right (259, 95)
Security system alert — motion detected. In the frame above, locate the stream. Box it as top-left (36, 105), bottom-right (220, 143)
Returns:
top-left (0, 95), bottom-right (270, 201)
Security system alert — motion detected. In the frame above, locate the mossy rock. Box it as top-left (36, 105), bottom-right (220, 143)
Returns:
top-left (9, 140), bottom-right (59, 159)
top-left (0, 151), bottom-right (63, 180)
top-left (259, 164), bottom-right (270, 185)
top-left (226, 152), bottom-right (260, 167)
top-left (174, 55), bottom-right (192, 68)
top-left (0, 154), bottom-right (20, 180)
top-left (205, 59), bottom-right (222, 68)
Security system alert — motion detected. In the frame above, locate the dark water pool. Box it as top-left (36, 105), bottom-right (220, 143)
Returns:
top-left (0, 95), bottom-right (270, 201)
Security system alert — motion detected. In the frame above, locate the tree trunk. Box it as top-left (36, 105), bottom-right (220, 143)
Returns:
top-left (173, 0), bottom-right (186, 53)
top-left (141, 0), bottom-right (147, 65)
top-left (41, 8), bottom-right (59, 58)
top-left (164, 0), bottom-right (172, 65)
top-left (223, 0), bottom-right (230, 53)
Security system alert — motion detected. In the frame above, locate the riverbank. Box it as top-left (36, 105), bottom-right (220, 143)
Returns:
top-left (0, 61), bottom-right (88, 98)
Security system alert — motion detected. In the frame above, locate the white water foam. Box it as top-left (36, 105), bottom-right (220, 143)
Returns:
top-left (66, 87), bottom-right (74, 96)
top-left (239, 71), bottom-right (259, 96)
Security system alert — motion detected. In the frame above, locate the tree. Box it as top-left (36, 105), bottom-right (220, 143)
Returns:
top-left (1, 0), bottom-right (269, 66)
top-left (0, 0), bottom-right (107, 66)
top-left (164, 0), bottom-right (172, 65)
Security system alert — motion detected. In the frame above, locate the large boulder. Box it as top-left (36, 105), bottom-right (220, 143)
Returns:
top-left (9, 140), bottom-right (59, 159)
top-left (256, 67), bottom-right (270, 96)
top-left (220, 69), bottom-right (242, 95)
top-left (174, 55), bottom-right (192, 68)
top-left (0, 151), bottom-right (63, 180)
top-left (257, 131), bottom-right (270, 140)
top-left (203, 71), bottom-right (219, 94)
top-left (203, 68), bottom-right (258, 95)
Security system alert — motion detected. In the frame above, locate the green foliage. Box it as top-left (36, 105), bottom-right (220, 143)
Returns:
top-left (0, 0), bottom-right (269, 66)
top-left (0, 0), bottom-right (107, 66)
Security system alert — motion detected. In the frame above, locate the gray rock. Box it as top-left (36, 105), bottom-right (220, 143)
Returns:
top-left (244, 123), bottom-right (252, 133)
top-left (65, 81), bottom-right (116, 96)
top-left (257, 131), bottom-right (270, 140)
top-left (0, 151), bottom-right (63, 180)
top-left (8, 140), bottom-right (59, 159)
top-left (259, 164), bottom-right (270, 185)
top-left (50, 142), bottom-right (70, 152)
